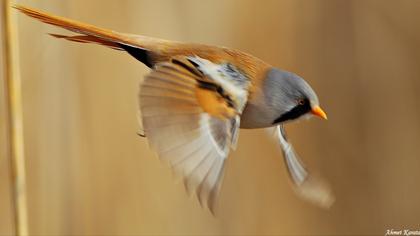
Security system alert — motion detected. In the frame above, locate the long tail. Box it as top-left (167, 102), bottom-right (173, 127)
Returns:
top-left (14, 5), bottom-right (170, 67)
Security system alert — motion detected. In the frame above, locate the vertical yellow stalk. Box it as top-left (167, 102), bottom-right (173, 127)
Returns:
top-left (2, 1), bottom-right (29, 235)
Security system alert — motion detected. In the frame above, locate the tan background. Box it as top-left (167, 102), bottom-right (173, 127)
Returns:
top-left (1, 0), bottom-right (420, 235)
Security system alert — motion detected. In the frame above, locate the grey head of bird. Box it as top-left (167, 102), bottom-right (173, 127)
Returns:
top-left (241, 68), bottom-right (327, 128)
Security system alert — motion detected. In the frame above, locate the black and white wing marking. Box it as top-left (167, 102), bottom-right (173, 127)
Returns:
top-left (139, 56), bottom-right (249, 213)
top-left (187, 56), bottom-right (250, 113)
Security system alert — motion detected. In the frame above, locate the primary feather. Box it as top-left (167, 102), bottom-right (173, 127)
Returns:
top-left (276, 125), bottom-right (334, 208)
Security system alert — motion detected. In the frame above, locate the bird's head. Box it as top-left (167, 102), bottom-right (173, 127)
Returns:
top-left (241, 68), bottom-right (327, 128)
top-left (266, 68), bottom-right (327, 124)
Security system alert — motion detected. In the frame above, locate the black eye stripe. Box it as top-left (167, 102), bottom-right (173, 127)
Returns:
top-left (272, 99), bottom-right (311, 124)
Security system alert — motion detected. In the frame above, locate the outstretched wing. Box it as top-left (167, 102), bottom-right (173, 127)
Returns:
top-left (139, 56), bottom-right (249, 212)
top-left (276, 125), bottom-right (335, 208)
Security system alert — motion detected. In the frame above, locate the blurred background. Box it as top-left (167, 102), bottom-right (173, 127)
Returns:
top-left (1, 0), bottom-right (420, 235)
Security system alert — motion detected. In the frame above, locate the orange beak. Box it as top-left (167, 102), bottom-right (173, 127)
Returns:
top-left (311, 106), bottom-right (328, 120)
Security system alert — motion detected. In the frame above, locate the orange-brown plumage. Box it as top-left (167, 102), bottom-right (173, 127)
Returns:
top-left (15, 5), bottom-right (271, 92)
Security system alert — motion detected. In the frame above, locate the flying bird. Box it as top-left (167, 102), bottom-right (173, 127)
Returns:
top-left (15, 5), bottom-right (334, 213)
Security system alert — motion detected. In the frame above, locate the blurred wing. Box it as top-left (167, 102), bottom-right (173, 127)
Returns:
top-left (139, 56), bottom-right (248, 212)
top-left (276, 125), bottom-right (335, 208)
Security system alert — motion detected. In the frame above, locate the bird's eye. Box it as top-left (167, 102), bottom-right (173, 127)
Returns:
top-left (297, 99), bottom-right (306, 106)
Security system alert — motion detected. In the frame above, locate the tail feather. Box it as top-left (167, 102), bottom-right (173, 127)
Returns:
top-left (14, 5), bottom-right (149, 48)
top-left (14, 5), bottom-right (173, 66)
top-left (49, 34), bottom-right (123, 50)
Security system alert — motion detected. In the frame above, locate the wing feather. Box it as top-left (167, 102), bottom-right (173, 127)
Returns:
top-left (185, 152), bottom-right (218, 195)
top-left (139, 57), bottom-right (248, 212)
top-left (276, 125), bottom-right (334, 208)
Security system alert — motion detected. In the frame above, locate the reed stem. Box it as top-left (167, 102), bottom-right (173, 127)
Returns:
top-left (2, 1), bottom-right (29, 235)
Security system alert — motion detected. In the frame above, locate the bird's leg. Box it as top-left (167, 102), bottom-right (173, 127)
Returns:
top-left (137, 130), bottom-right (146, 138)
